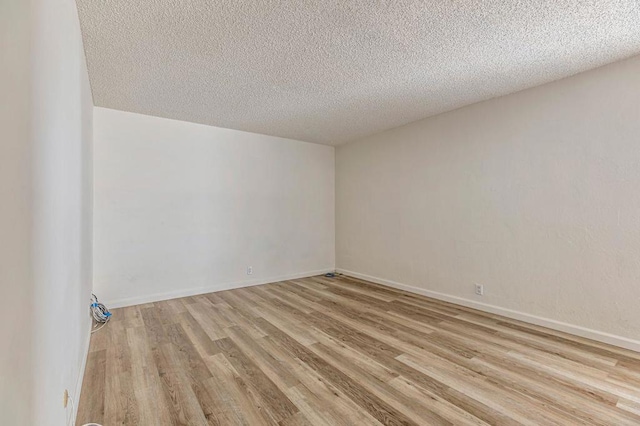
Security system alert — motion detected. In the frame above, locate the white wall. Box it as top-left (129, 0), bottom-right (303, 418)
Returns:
top-left (0, 0), bottom-right (33, 423)
top-left (0, 0), bottom-right (93, 424)
top-left (94, 108), bottom-right (335, 306)
top-left (30, 0), bottom-right (94, 423)
top-left (337, 55), bottom-right (640, 349)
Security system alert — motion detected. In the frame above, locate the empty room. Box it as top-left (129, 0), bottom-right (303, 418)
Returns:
top-left (3, 0), bottom-right (640, 425)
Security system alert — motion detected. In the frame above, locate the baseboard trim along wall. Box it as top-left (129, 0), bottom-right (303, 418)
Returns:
top-left (104, 268), bottom-right (335, 309)
top-left (73, 319), bottom-right (92, 423)
top-left (337, 268), bottom-right (640, 353)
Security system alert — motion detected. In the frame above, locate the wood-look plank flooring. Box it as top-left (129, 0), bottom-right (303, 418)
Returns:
top-left (77, 275), bottom-right (640, 425)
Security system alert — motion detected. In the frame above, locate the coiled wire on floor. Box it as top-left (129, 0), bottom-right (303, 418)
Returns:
top-left (90, 293), bottom-right (111, 334)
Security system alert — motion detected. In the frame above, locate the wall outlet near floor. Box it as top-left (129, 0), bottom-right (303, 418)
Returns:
top-left (247, 266), bottom-right (253, 275)
top-left (475, 283), bottom-right (484, 296)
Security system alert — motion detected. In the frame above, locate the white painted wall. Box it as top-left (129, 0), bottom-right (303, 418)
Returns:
top-left (0, 0), bottom-right (33, 423)
top-left (0, 0), bottom-right (93, 424)
top-left (337, 55), bottom-right (640, 347)
top-left (30, 0), bottom-right (94, 423)
top-left (29, 1), bottom-right (94, 424)
top-left (94, 108), bottom-right (335, 306)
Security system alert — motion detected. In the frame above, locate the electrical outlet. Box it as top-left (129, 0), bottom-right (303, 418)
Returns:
top-left (247, 266), bottom-right (253, 275)
top-left (63, 389), bottom-right (69, 408)
top-left (475, 283), bottom-right (484, 296)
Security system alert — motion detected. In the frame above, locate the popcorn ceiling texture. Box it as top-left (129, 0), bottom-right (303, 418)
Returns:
top-left (76, 1), bottom-right (640, 145)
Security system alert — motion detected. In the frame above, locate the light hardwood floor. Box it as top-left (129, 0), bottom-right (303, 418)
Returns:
top-left (77, 275), bottom-right (640, 425)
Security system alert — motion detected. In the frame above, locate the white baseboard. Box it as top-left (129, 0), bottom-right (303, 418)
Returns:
top-left (337, 268), bottom-right (640, 353)
top-left (105, 268), bottom-right (335, 308)
top-left (72, 318), bottom-right (92, 423)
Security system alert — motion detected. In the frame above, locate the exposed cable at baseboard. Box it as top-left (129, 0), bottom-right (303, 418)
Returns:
top-left (67, 295), bottom-right (110, 426)
top-left (67, 393), bottom-right (103, 426)
top-left (90, 293), bottom-right (111, 334)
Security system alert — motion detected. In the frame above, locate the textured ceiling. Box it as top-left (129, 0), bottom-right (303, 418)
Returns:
top-left (76, 1), bottom-right (640, 145)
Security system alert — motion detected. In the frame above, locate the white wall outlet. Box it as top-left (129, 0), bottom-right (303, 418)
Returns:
top-left (247, 266), bottom-right (253, 275)
top-left (475, 283), bottom-right (484, 296)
